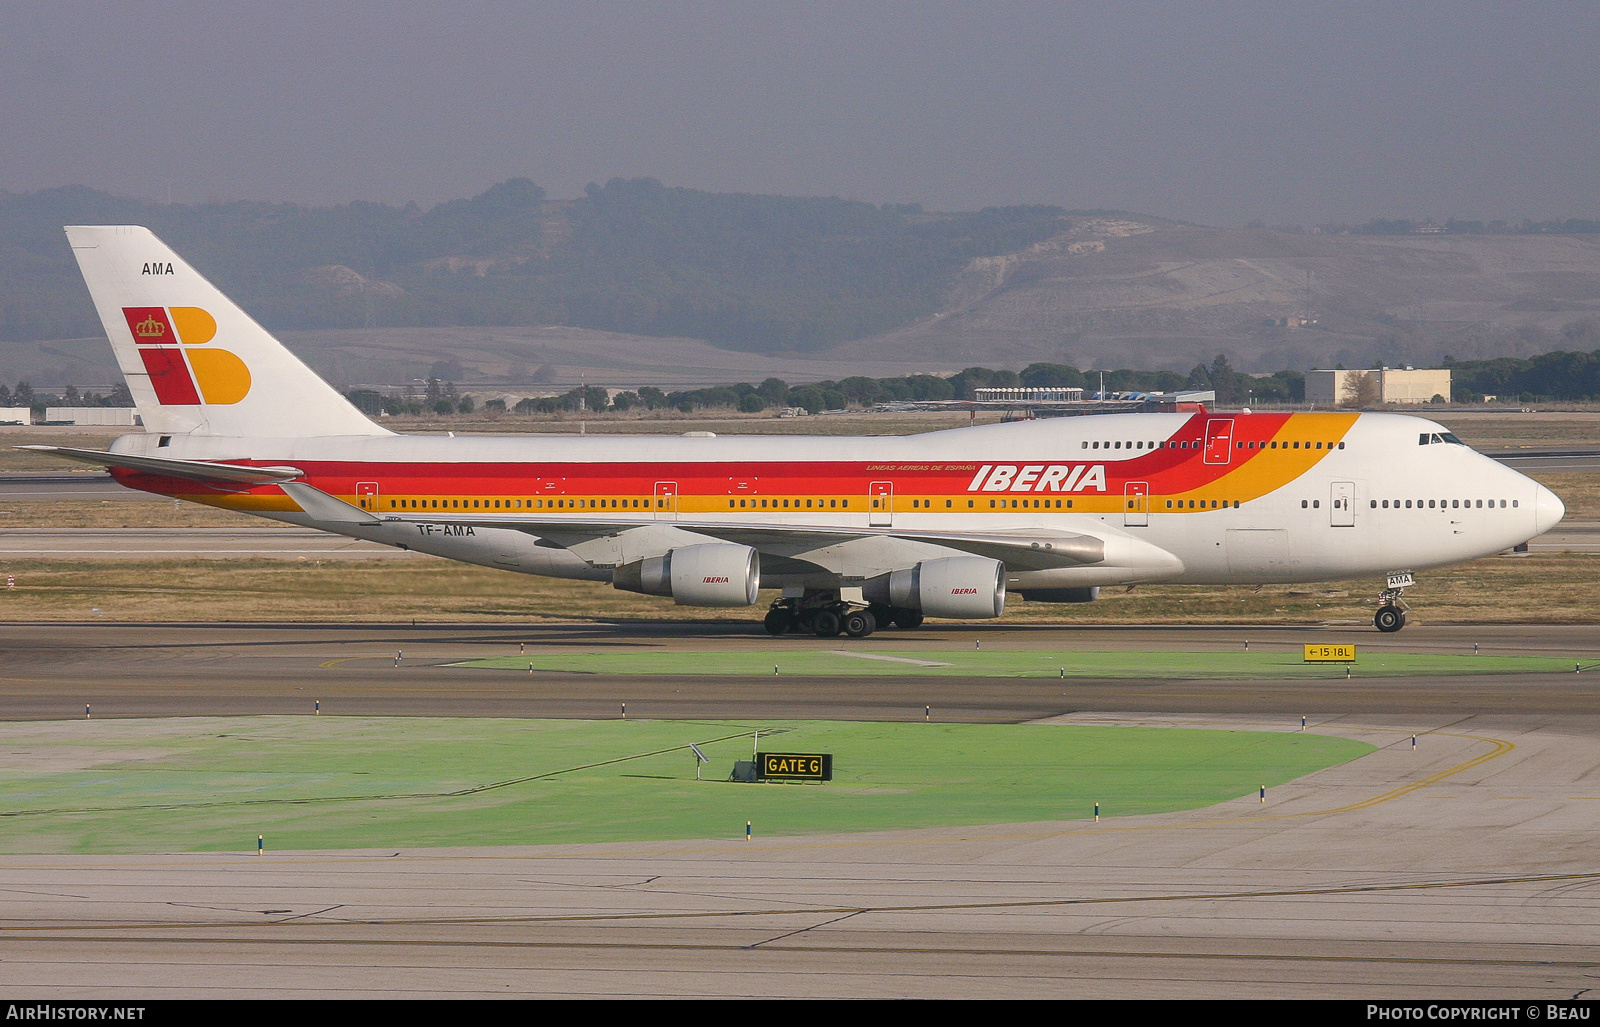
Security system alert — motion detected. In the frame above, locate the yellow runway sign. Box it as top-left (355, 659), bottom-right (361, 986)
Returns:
top-left (1304, 643), bottom-right (1357, 663)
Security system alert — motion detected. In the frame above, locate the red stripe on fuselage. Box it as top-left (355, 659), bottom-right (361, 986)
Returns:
top-left (123, 413), bottom-right (1342, 503)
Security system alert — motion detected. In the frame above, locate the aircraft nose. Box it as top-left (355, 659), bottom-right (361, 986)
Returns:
top-left (1534, 483), bottom-right (1565, 535)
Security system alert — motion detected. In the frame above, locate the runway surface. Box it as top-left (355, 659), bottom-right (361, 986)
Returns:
top-left (3, 623), bottom-right (1600, 998)
top-left (0, 526), bottom-right (404, 558)
top-left (2, 621), bottom-right (1599, 720)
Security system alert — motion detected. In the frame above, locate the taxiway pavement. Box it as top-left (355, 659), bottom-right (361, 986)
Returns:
top-left (1, 623), bottom-right (1598, 998)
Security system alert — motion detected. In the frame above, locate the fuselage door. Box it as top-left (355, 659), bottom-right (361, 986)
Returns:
top-left (1203, 419), bottom-right (1235, 464)
top-left (654, 481), bottom-right (678, 521)
top-left (356, 481), bottom-right (379, 511)
top-left (1331, 481), bottom-right (1356, 527)
top-left (1124, 481), bottom-right (1149, 527)
top-left (869, 481), bottom-right (894, 527)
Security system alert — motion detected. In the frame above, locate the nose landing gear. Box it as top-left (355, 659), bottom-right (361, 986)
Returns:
top-left (1374, 603), bottom-right (1406, 632)
top-left (1374, 578), bottom-right (1410, 632)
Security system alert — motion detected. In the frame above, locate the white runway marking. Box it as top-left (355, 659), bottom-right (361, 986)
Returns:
top-left (828, 651), bottom-right (953, 667)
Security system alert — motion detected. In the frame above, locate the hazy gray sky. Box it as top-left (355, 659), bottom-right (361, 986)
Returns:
top-left (2, 1), bottom-right (1596, 225)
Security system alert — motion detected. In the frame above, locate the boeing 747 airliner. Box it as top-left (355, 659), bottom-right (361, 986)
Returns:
top-left (23, 226), bottom-right (1564, 636)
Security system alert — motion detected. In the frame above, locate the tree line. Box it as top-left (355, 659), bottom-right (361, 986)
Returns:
top-left (342, 357), bottom-right (1310, 417)
top-left (1, 380), bottom-right (132, 413)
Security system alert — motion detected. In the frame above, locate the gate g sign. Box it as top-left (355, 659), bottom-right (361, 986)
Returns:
top-left (756, 752), bottom-right (832, 781)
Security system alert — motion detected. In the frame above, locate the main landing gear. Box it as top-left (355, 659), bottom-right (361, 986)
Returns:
top-left (1374, 585), bottom-right (1409, 633)
top-left (763, 595), bottom-right (924, 638)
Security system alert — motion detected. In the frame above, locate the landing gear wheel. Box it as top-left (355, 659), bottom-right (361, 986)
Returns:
top-left (812, 610), bottom-right (843, 637)
top-left (892, 609), bottom-right (924, 630)
top-left (842, 609), bottom-right (876, 638)
top-left (1374, 606), bottom-right (1405, 633)
top-left (764, 608), bottom-right (793, 636)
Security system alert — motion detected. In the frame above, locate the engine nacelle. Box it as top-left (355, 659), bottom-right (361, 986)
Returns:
top-left (863, 556), bottom-right (1006, 619)
top-left (612, 543), bottom-right (760, 607)
top-left (1017, 586), bottom-right (1100, 604)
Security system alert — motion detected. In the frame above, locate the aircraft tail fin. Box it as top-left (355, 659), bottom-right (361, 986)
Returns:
top-left (64, 225), bottom-right (390, 437)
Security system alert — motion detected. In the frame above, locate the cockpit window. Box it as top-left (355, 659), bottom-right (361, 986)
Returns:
top-left (1419, 432), bottom-right (1467, 446)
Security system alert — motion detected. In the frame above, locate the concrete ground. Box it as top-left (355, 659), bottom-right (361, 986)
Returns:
top-left (0, 712), bottom-right (1595, 998)
top-left (0, 622), bottom-right (1597, 997)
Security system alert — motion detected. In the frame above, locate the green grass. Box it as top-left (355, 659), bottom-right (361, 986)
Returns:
top-left (456, 648), bottom-right (1581, 679)
top-left (0, 717), bottom-right (1371, 854)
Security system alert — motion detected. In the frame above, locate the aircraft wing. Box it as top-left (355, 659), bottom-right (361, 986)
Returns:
top-left (380, 511), bottom-right (1107, 569)
top-left (14, 446), bottom-right (305, 487)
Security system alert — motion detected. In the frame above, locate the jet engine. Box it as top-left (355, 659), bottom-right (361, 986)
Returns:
top-left (863, 556), bottom-right (1006, 619)
top-left (612, 543), bottom-right (761, 607)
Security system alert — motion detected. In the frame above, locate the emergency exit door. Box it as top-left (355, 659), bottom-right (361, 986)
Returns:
top-left (1124, 481), bottom-right (1149, 527)
top-left (1330, 481), bottom-right (1355, 527)
top-left (654, 481), bottom-right (678, 520)
top-left (869, 481), bottom-right (894, 527)
top-left (1203, 419), bottom-right (1235, 464)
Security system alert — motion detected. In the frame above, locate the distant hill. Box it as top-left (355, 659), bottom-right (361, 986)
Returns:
top-left (3, 179), bottom-right (1598, 381)
top-left (858, 217), bottom-right (1600, 372)
top-left (0, 179), bottom-right (1065, 353)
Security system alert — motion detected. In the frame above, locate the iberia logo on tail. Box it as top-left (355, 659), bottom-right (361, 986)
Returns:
top-left (121, 307), bottom-right (251, 405)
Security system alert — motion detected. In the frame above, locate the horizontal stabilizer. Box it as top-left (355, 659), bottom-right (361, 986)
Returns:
top-left (14, 446), bottom-right (304, 486)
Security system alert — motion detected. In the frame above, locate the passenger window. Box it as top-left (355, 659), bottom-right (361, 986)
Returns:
top-left (1313, 500), bottom-right (1320, 508)
top-left (1301, 500), bottom-right (1308, 508)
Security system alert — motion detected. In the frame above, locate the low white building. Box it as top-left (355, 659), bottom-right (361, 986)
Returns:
top-left (973, 386), bottom-right (1086, 402)
top-left (0, 406), bottom-right (31, 425)
top-left (43, 407), bottom-right (140, 426)
top-left (1306, 367), bottom-right (1451, 407)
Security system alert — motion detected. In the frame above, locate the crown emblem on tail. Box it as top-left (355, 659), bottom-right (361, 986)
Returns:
top-left (134, 315), bottom-right (167, 338)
